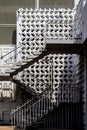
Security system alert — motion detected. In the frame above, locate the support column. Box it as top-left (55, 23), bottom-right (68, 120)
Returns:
top-left (35, 0), bottom-right (39, 9)
top-left (83, 47), bottom-right (87, 130)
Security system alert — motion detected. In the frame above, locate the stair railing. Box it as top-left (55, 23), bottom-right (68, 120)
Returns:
top-left (10, 91), bottom-right (55, 128)
top-left (0, 45), bottom-right (22, 65)
top-left (11, 83), bottom-right (80, 129)
top-left (10, 92), bottom-right (44, 125)
top-left (0, 45), bottom-right (43, 63)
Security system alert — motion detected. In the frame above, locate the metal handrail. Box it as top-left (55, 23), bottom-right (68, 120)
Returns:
top-left (11, 91), bottom-right (53, 127)
top-left (0, 44), bottom-right (45, 66)
top-left (0, 44), bottom-right (22, 59)
top-left (11, 83), bottom-right (51, 114)
top-left (4, 51), bottom-right (21, 63)
top-left (11, 93), bottom-right (45, 114)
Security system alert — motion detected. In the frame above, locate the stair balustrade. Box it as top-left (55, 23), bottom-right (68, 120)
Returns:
top-left (0, 43), bottom-right (45, 75)
top-left (11, 91), bottom-right (54, 129)
top-left (10, 84), bottom-right (79, 129)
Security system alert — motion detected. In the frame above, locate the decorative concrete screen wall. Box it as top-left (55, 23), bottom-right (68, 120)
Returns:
top-left (14, 54), bottom-right (79, 103)
top-left (17, 8), bottom-right (74, 62)
top-left (15, 8), bottom-right (79, 103)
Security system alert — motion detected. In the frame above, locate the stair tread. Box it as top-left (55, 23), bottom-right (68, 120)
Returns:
top-left (5, 69), bottom-right (15, 73)
top-left (11, 66), bottom-right (21, 70)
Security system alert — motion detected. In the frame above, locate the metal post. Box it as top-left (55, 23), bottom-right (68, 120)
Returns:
top-left (16, 106), bottom-right (18, 124)
top-left (50, 59), bottom-right (53, 101)
top-left (29, 107), bottom-right (31, 125)
top-left (51, 59), bottom-right (53, 93)
top-left (35, 0), bottom-right (39, 9)
top-left (13, 110), bottom-right (15, 126)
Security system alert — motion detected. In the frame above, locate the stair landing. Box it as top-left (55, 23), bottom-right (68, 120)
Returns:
top-left (0, 126), bottom-right (17, 130)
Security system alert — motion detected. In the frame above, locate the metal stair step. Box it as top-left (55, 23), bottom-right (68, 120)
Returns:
top-left (33, 52), bottom-right (42, 55)
top-left (29, 55), bottom-right (38, 58)
top-left (22, 59), bottom-right (32, 63)
top-left (11, 66), bottom-right (21, 70)
top-left (5, 69), bottom-right (15, 73)
top-left (15, 61), bottom-right (28, 66)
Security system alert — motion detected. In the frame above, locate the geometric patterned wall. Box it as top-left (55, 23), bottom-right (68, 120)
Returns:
top-left (17, 8), bottom-right (74, 62)
top-left (15, 8), bottom-right (79, 103)
top-left (14, 54), bottom-right (79, 103)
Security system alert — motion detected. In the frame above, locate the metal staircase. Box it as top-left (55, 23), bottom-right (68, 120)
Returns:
top-left (0, 44), bottom-right (46, 76)
top-left (0, 7), bottom-right (83, 129)
top-left (11, 92), bottom-right (52, 129)
top-left (11, 84), bottom-right (79, 130)
top-left (0, 8), bottom-right (83, 82)
top-left (0, 8), bottom-right (78, 77)
top-left (0, 8), bottom-right (81, 101)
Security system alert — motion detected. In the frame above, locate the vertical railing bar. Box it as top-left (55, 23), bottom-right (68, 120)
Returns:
top-left (35, 103), bottom-right (37, 121)
top-left (13, 110), bottom-right (15, 126)
top-left (27, 102), bottom-right (28, 125)
top-left (29, 107), bottom-right (31, 126)
top-left (24, 105), bottom-right (26, 128)
top-left (11, 110), bottom-right (13, 126)
top-left (18, 108), bottom-right (19, 124)
top-left (47, 96), bottom-right (48, 113)
top-left (32, 105), bottom-right (33, 122)
top-left (44, 96), bottom-right (45, 114)
top-left (16, 106), bottom-right (18, 126)
top-left (36, 104), bottom-right (38, 120)
top-left (19, 109), bottom-right (21, 126)
top-left (38, 96), bottom-right (42, 116)
top-left (22, 105), bottom-right (24, 128)
top-left (11, 92), bottom-right (56, 129)
top-left (24, 105), bottom-right (27, 128)
top-left (41, 97), bottom-right (43, 116)
top-left (33, 105), bottom-right (34, 122)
